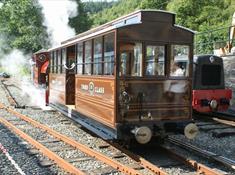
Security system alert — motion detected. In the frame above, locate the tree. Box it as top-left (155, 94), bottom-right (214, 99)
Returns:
top-left (69, 0), bottom-right (92, 34)
top-left (167, 0), bottom-right (233, 54)
top-left (90, 0), bottom-right (142, 27)
top-left (140, 0), bottom-right (168, 10)
top-left (0, 0), bottom-right (49, 53)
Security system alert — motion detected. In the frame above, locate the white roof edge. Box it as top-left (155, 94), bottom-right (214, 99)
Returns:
top-left (139, 9), bottom-right (176, 15)
top-left (174, 25), bottom-right (195, 34)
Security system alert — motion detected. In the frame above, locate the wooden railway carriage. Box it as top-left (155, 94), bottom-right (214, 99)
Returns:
top-left (48, 10), bottom-right (198, 144)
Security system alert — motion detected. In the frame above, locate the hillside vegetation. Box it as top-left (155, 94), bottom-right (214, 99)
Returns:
top-left (0, 0), bottom-right (234, 54)
top-left (89, 0), bottom-right (234, 53)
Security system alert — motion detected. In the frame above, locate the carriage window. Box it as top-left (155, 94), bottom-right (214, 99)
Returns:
top-left (104, 33), bottom-right (114, 75)
top-left (61, 48), bottom-right (66, 74)
top-left (120, 52), bottom-right (129, 75)
top-left (145, 45), bottom-right (165, 76)
top-left (132, 43), bottom-right (142, 76)
top-left (170, 45), bottom-right (189, 77)
top-left (84, 40), bottom-right (92, 75)
top-left (93, 37), bottom-right (102, 75)
top-left (77, 43), bottom-right (83, 74)
top-left (50, 52), bottom-right (53, 73)
top-left (119, 42), bottom-right (142, 76)
top-left (57, 50), bottom-right (61, 74)
top-left (54, 50), bottom-right (57, 73)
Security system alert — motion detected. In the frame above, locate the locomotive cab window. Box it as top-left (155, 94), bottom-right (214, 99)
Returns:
top-left (170, 45), bottom-right (189, 77)
top-left (201, 65), bottom-right (221, 86)
top-left (145, 45), bottom-right (165, 76)
top-left (119, 42), bottom-right (142, 77)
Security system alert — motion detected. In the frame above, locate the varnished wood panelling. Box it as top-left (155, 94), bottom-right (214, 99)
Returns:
top-left (75, 76), bottom-right (115, 127)
top-left (117, 79), bottom-right (192, 122)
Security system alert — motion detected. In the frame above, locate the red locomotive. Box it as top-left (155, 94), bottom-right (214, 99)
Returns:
top-left (192, 55), bottom-right (232, 113)
top-left (32, 49), bottom-right (49, 87)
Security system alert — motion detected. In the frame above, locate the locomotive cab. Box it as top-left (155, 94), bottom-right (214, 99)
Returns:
top-left (192, 55), bottom-right (232, 112)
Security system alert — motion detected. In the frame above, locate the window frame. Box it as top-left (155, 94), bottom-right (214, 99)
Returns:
top-left (50, 52), bottom-right (54, 73)
top-left (144, 44), bottom-right (166, 77)
top-left (53, 50), bottom-right (57, 73)
top-left (61, 48), bottom-right (66, 74)
top-left (93, 36), bottom-right (103, 75)
top-left (57, 49), bottom-right (62, 74)
top-left (76, 42), bottom-right (84, 75)
top-left (84, 40), bottom-right (92, 75)
top-left (118, 41), bottom-right (143, 77)
top-left (169, 44), bottom-right (190, 78)
top-left (103, 33), bottom-right (115, 76)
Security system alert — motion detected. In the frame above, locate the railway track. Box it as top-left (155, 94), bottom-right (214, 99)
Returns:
top-left (194, 110), bottom-right (235, 124)
top-left (0, 102), bottom-right (229, 175)
top-left (111, 141), bottom-right (227, 175)
top-left (165, 137), bottom-right (235, 171)
top-left (194, 112), bottom-right (235, 138)
top-left (0, 103), bottom-right (168, 175)
top-left (0, 79), bottom-right (234, 174)
top-left (0, 80), bottom-right (19, 107)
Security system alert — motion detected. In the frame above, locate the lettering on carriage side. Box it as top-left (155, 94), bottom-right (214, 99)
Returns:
top-left (80, 82), bottom-right (105, 95)
top-left (81, 84), bottom-right (88, 91)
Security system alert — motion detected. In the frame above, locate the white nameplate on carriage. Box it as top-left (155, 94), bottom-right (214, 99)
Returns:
top-left (80, 82), bottom-right (105, 95)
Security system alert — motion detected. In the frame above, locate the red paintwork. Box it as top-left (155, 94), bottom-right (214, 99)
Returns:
top-left (192, 89), bottom-right (232, 112)
top-left (33, 52), bottom-right (49, 86)
top-left (41, 61), bottom-right (49, 74)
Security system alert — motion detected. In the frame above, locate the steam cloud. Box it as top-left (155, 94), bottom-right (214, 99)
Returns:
top-left (38, 0), bottom-right (78, 46)
top-left (0, 50), bottom-right (30, 77)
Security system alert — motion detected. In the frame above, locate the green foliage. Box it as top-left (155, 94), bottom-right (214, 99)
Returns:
top-left (83, 0), bottom-right (117, 14)
top-left (0, 0), bottom-right (49, 53)
top-left (167, 0), bottom-right (234, 54)
top-left (0, 0), bottom-right (234, 56)
top-left (140, 0), bottom-right (168, 10)
top-left (69, 0), bottom-right (93, 34)
top-left (90, 0), bottom-right (142, 27)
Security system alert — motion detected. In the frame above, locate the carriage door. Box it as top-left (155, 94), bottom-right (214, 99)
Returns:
top-left (65, 45), bottom-right (76, 105)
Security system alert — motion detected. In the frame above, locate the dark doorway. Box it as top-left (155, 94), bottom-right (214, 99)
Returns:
top-left (66, 45), bottom-right (76, 105)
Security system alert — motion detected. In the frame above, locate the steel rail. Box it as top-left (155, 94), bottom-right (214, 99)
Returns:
top-left (161, 145), bottom-right (224, 175)
top-left (0, 117), bottom-right (85, 175)
top-left (166, 137), bottom-right (235, 170)
top-left (0, 81), bottom-right (18, 107)
top-left (0, 103), bottom-right (143, 175)
top-left (110, 142), bottom-right (167, 175)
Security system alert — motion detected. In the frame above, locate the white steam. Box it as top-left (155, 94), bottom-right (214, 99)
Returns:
top-left (0, 50), bottom-right (30, 77)
top-left (38, 0), bottom-right (78, 46)
top-left (20, 79), bottom-right (51, 110)
top-left (0, 50), bottom-right (49, 109)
